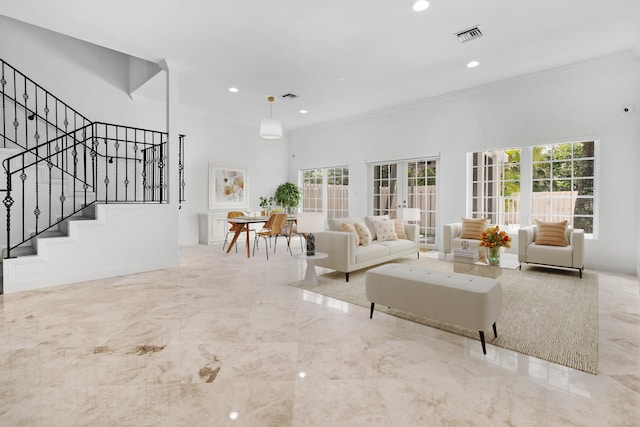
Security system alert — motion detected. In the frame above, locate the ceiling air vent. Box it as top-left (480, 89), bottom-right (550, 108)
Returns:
top-left (455, 26), bottom-right (483, 43)
top-left (281, 93), bottom-right (298, 100)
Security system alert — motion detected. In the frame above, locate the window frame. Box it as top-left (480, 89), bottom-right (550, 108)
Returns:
top-left (468, 140), bottom-right (598, 238)
top-left (469, 149), bottom-right (521, 228)
top-left (300, 166), bottom-right (349, 219)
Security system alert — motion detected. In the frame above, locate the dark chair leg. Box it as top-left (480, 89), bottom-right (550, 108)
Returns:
top-left (346, 272), bottom-right (350, 282)
top-left (479, 331), bottom-right (486, 354)
top-left (492, 322), bottom-right (497, 338)
top-left (519, 264), bottom-right (522, 270)
top-left (369, 303), bottom-right (375, 319)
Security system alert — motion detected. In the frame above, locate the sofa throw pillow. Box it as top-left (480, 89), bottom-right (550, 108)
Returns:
top-left (460, 217), bottom-right (488, 239)
top-left (341, 222), bottom-right (360, 246)
top-left (535, 220), bottom-right (568, 246)
top-left (393, 218), bottom-right (408, 240)
top-left (374, 219), bottom-right (398, 242)
top-left (354, 221), bottom-right (373, 246)
top-left (328, 217), bottom-right (360, 231)
top-left (364, 215), bottom-right (389, 241)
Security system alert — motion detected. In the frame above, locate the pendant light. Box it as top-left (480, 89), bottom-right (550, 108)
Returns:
top-left (260, 96), bottom-right (282, 140)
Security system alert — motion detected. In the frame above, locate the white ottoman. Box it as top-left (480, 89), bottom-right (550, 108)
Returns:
top-left (365, 263), bottom-right (502, 354)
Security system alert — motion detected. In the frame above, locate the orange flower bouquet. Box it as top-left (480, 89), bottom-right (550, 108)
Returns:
top-left (479, 225), bottom-right (512, 265)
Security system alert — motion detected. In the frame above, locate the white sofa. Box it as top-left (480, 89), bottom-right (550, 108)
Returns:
top-left (518, 225), bottom-right (585, 277)
top-left (313, 216), bottom-right (419, 282)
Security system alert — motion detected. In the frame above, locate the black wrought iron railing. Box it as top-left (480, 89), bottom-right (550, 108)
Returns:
top-left (0, 58), bottom-right (169, 259)
top-left (178, 134), bottom-right (186, 208)
top-left (1, 58), bottom-right (90, 151)
top-left (2, 121), bottom-right (167, 257)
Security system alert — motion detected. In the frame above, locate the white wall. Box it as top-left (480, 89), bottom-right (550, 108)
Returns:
top-left (171, 106), bottom-right (290, 246)
top-left (289, 53), bottom-right (640, 275)
top-left (0, 16), bottom-right (145, 127)
top-left (0, 15), bottom-right (291, 249)
top-left (3, 204), bottom-right (178, 293)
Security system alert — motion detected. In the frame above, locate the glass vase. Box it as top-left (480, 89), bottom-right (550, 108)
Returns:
top-left (487, 246), bottom-right (501, 266)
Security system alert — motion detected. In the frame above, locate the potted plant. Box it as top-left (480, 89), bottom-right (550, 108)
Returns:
top-left (274, 182), bottom-right (301, 214)
top-left (259, 196), bottom-right (274, 215)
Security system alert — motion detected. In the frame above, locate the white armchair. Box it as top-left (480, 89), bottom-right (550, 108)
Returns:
top-left (518, 225), bottom-right (585, 278)
top-left (443, 221), bottom-right (490, 257)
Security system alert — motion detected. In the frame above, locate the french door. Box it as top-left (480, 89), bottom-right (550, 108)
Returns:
top-left (369, 158), bottom-right (438, 247)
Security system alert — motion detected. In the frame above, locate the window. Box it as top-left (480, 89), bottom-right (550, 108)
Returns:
top-left (532, 141), bottom-right (595, 233)
top-left (370, 158), bottom-right (439, 247)
top-left (407, 160), bottom-right (438, 245)
top-left (302, 169), bottom-right (323, 213)
top-left (326, 167), bottom-right (349, 219)
top-left (469, 141), bottom-right (597, 236)
top-left (471, 149), bottom-right (520, 226)
top-left (372, 163), bottom-right (398, 217)
top-left (301, 166), bottom-right (349, 218)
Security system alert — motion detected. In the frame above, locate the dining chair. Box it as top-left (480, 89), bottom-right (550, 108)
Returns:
top-left (252, 213), bottom-right (288, 260)
top-left (222, 211), bottom-right (245, 253)
top-left (287, 219), bottom-right (305, 254)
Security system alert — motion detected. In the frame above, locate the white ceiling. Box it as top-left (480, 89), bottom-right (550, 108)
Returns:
top-left (1, 0), bottom-right (639, 131)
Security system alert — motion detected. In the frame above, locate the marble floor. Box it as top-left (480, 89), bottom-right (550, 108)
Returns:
top-left (0, 243), bottom-right (638, 426)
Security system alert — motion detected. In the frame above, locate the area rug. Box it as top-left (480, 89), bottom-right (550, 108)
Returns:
top-left (290, 257), bottom-right (598, 374)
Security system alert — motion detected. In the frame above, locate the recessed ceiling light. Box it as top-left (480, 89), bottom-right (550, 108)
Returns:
top-left (467, 61), bottom-right (480, 68)
top-left (228, 87), bottom-right (239, 93)
top-left (336, 76), bottom-right (347, 81)
top-left (299, 110), bottom-right (308, 114)
top-left (413, 0), bottom-right (429, 12)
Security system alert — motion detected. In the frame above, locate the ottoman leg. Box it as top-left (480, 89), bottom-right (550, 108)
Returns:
top-left (369, 302), bottom-right (375, 319)
top-left (479, 331), bottom-right (486, 354)
top-left (493, 322), bottom-right (497, 338)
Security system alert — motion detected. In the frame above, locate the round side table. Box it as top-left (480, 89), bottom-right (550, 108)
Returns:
top-left (294, 252), bottom-right (328, 286)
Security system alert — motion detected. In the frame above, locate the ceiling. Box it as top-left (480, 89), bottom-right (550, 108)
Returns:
top-left (1, 0), bottom-right (639, 131)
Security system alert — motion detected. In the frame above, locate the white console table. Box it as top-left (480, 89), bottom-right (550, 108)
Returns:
top-left (198, 213), bottom-right (228, 245)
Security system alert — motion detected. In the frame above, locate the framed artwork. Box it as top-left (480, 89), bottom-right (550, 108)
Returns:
top-left (209, 165), bottom-right (248, 209)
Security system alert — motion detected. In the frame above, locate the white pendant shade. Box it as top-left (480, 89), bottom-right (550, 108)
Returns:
top-left (260, 118), bottom-right (282, 140)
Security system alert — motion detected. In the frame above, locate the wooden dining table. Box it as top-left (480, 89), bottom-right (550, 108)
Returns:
top-left (225, 216), bottom-right (269, 258)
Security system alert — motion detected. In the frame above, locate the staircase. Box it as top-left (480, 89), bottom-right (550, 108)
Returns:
top-left (0, 58), bottom-right (170, 294)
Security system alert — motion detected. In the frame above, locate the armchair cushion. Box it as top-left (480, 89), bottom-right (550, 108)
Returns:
top-left (460, 217), bottom-right (488, 239)
top-left (535, 220), bottom-right (568, 246)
